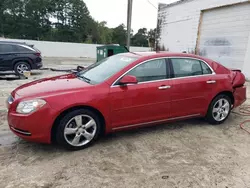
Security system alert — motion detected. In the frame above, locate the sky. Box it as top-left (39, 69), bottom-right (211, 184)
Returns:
top-left (84, 0), bottom-right (178, 32)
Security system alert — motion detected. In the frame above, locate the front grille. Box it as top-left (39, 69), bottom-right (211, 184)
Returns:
top-left (10, 126), bottom-right (31, 136)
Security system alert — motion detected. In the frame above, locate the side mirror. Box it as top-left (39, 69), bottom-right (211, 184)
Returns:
top-left (119, 75), bottom-right (138, 85)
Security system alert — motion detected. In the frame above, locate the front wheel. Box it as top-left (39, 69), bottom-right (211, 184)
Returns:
top-left (206, 95), bottom-right (232, 125)
top-left (56, 109), bottom-right (101, 150)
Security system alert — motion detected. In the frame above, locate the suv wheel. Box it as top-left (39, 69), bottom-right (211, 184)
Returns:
top-left (14, 62), bottom-right (31, 75)
top-left (206, 94), bottom-right (232, 125)
top-left (56, 109), bottom-right (101, 150)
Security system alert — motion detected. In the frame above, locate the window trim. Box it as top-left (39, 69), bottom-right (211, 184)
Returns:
top-left (169, 57), bottom-right (215, 79)
top-left (111, 57), bottom-right (169, 87)
top-left (17, 44), bottom-right (36, 52)
top-left (111, 57), bottom-right (215, 87)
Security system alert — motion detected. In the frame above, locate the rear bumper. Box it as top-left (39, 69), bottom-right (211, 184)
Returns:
top-left (31, 57), bottom-right (43, 69)
top-left (233, 86), bottom-right (247, 108)
top-left (31, 61), bottom-right (43, 69)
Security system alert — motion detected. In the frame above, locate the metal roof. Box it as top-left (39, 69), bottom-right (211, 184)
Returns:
top-left (159, 0), bottom-right (191, 9)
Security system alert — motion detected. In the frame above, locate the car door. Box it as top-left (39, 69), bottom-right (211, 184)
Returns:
top-left (109, 58), bottom-right (173, 129)
top-left (0, 44), bottom-right (15, 71)
top-left (0, 44), bottom-right (6, 70)
top-left (169, 57), bottom-right (216, 118)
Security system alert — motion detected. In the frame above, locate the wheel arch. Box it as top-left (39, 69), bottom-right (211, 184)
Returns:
top-left (12, 58), bottom-right (32, 69)
top-left (206, 90), bottom-right (234, 114)
top-left (213, 91), bottom-right (234, 105)
top-left (51, 105), bottom-right (106, 143)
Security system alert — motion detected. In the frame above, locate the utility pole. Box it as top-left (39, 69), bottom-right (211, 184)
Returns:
top-left (127, 0), bottom-right (133, 50)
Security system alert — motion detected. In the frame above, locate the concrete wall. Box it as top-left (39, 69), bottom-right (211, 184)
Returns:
top-left (158, 0), bottom-right (250, 78)
top-left (0, 38), bottom-right (151, 59)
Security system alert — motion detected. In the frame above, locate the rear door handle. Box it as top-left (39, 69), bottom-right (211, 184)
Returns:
top-left (206, 80), bottom-right (216, 84)
top-left (158, 85), bottom-right (171, 90)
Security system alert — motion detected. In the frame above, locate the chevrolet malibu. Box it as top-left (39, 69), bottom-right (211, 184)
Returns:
top-left (7, 52), bottom-right (247, 150)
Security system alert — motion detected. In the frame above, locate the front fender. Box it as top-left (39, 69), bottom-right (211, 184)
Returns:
top-left (46, 89), bottom-right (111, 132)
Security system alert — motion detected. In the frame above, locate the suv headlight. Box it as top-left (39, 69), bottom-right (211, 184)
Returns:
top-left (16, 99), bottom-right (46, 114)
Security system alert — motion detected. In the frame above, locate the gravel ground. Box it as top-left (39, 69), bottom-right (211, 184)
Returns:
top-left (0, 58), bottom-right (250, 188)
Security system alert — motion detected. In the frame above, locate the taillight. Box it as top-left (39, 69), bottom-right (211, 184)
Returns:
top-left (35, 52), bottom-right (41, 56)
top-left (232, 71), bottom-right (245, 88)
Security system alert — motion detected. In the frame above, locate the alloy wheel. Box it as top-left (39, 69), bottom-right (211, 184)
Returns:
top-left (63, 115), bottom-right (97, 147)
top-left (17, 64), bottom-right (29, 74)
top-left (212, 98), bottom-right (230, 122)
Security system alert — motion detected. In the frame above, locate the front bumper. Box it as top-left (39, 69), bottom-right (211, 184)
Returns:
top-left (8, 105), bottom-right (54, 144)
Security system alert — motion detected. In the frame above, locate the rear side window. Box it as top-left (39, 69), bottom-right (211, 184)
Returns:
top-left (201, 62), bottom-right (212, 74)
top-left (0, 44), bottom-right (16, 53)
top-left (170, 58), bottom-right (212, 78)
top-left (14, 45), bottom-right (33, 52)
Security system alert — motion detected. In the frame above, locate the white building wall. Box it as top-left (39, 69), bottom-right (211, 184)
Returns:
top-left (158, 0), bottom-right (249, 52)
top-left (243, 30), bottom-right (250, 79)
top-left (158, 0), bottom-right (250, 79)
top-left (0, 38), bottom-right (151, 59)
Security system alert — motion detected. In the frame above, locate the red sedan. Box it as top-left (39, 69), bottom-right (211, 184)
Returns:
top-left (7, 52), bottom-right (247, 150)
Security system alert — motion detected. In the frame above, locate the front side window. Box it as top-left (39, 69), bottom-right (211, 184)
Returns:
top-left (171, 58), bottom-right (212, 78)
top-left (77, 54), bottom-right (139, 84)
top-left (125, 59), bottom-right (167, 83)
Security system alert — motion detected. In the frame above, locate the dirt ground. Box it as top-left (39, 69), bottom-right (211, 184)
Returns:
top-left (0, 58), bottom-right (250, 188)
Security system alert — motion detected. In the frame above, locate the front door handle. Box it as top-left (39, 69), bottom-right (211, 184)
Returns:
top-left (158, 85), bottom-right (171, 90)
top-left (206, 80), bottom-right (216, 84)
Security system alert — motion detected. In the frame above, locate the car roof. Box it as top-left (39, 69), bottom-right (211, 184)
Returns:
top-left (124, 51), bottom-right (213, 62)
top-left (0, 41), bottom-right (34, 47)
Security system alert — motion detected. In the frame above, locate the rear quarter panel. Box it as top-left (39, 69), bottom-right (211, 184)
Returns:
top-left (199, 73), bottom-right (233, 116)
top-left (12, 55), bottom-right (34, 68)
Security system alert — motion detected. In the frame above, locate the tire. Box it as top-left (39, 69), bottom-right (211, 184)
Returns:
top-left (56, 109), bottom-right (101, 150)
top-left (206, 94), bottom-right (232, 125)
top-left (14, 62), bottom-right (31, 75)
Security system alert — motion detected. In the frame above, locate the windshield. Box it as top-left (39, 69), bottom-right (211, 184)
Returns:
top-left (77, 54), bottom-right (139, 84)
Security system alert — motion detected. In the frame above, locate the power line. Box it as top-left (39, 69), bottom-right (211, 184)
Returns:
top-left (147, 0), bottom-right (158, 10)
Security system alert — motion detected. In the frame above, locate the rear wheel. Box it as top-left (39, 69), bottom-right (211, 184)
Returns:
top-left (14, 62), bottom-right (31, 75)
top-left (56, 109), bottom-right (101, 150)
top-left (206, 95), bottom-right (232, 125)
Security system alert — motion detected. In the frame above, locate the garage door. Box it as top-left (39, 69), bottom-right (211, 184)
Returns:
top-left (197, 3), bottom-right (250, 69)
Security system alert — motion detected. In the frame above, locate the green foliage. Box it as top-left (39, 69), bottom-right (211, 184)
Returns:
top-left (131, 28), bottom-right (148, 47)
top-left (112, 24), bottom-right (127, 46)
top-left (0, 0), bottom-right (157, 47)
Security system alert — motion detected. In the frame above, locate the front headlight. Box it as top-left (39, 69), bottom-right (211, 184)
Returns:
top-left (16, 99), bottom-right (46, 114)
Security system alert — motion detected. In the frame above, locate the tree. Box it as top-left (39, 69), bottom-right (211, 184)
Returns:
top-left (148, 29), bottom-right (156, 50)
top-left (23, 0), bottom-right (53, 40)
top-left (131, 28), bottom-right (148, 47)
top-left (112, 24), bottom-right (127, 46)
top-left (51, 0), bottom-right (94, 42)
top-left (97, 21), bottom-right (113, 44)
top-left (0, 0), bottom-right (154, 46)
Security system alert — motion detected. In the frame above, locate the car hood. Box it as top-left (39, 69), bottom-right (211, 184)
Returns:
top-left (13, 74), bottom-right (91, 98)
